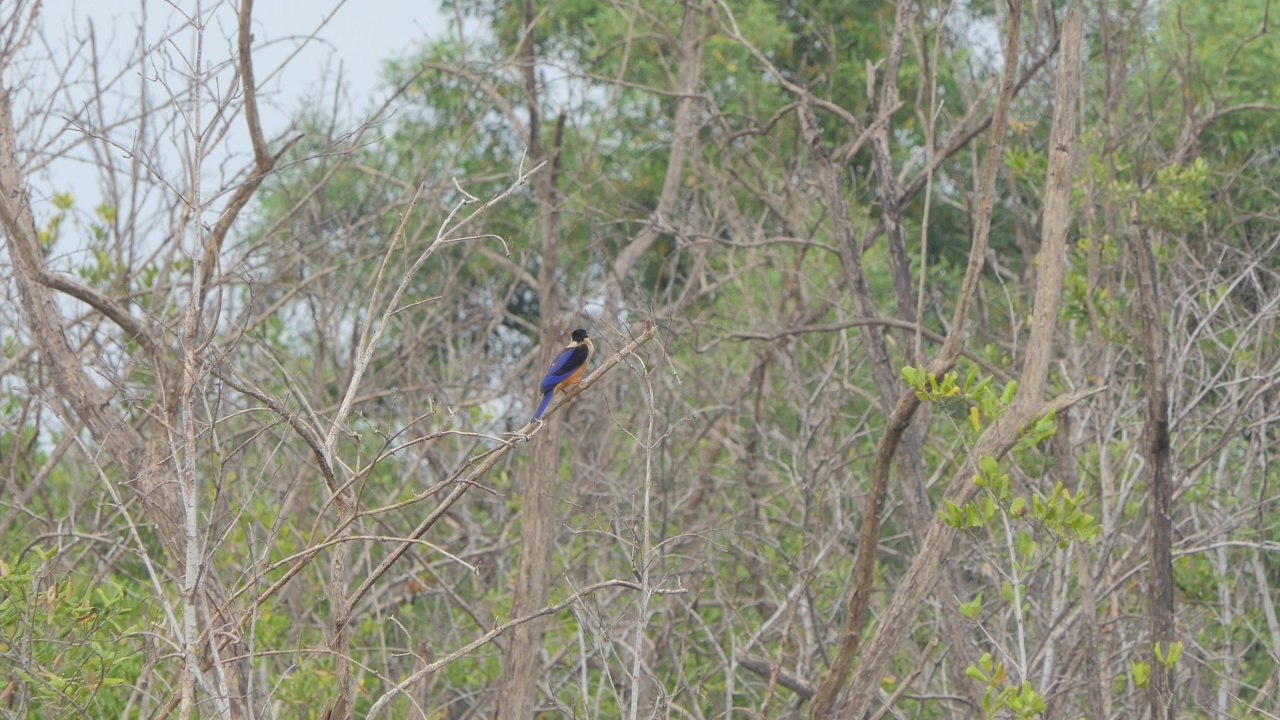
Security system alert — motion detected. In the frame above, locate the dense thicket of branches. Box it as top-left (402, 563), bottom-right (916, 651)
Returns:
top-left (3, 0), bottom-right (1280, 718)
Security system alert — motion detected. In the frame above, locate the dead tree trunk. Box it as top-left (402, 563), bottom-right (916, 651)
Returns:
top-left (1131, 208), bottom-right (1176, 720)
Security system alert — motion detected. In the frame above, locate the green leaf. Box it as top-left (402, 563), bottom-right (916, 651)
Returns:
top-left (958, 592), bottom-right (983, 619)
top-left (979, 455), bottom-right (999, 477)
top-left (901, 366), bottom-right (919, 386)
top-left (1132, 660), bottom-right (1151, 689)
top-left (1001, 380), bottom-right (1018, 404)
top-left (1015, 530), bottom-right (1037, 559)
top-left (980, 495), bottom-right (996, 522)
top-left (940, 499), bottom-right (964, 527)
top-left (1010, 496), bottom-right (1026, 516)
top-left (1029, 491), bottom-right (1049, 515)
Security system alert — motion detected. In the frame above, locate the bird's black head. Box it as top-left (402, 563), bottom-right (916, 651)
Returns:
top-left (570, 328), bottom-right (589, 343)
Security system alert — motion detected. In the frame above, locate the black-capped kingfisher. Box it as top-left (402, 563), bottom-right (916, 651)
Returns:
top-left (532, 328), bottom-right (594, 421)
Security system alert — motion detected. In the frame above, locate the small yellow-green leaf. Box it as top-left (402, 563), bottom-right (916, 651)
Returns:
top-left (1001, 380), bottom-right (1018, 404)
top-left (1015, 530), bottom-right (1037, 558)
top-left (1010, 496), bottom-right (1026, 516)
top-left (958, 591), bottom-right (983, 619)
top-left (1131, 660), bottom-right (1151, 689)
top-left (1001, 580), bottom-right (1015, 603)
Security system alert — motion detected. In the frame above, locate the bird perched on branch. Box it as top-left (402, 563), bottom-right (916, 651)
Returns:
top-left (532, 328), bottom-right (594, 422)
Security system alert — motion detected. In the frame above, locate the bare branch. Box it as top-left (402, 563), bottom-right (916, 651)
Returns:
top-left (366, 578), bottom-right (686, 717)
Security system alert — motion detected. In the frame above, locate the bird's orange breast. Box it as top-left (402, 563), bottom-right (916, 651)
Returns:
top-left (555, 366), bottom-right (586, 389)
top-left (556, 364), bottom-right (588, 392)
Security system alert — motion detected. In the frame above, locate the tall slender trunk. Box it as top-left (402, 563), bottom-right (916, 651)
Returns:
top-left (1131, 211), bottom-right (1175, 720)
top-left (494, 1), bottom-right (565, 715)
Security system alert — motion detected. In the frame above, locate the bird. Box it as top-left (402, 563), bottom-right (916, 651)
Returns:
top-left (532, 328), bottom-right (594, 422)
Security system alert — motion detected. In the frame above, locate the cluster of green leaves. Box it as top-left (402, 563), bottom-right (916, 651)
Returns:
top-left (903, 361), bottom-right (1096, 552)
top-left (1028, 482), bottom-right (1102, 547)
top-left (35, 193), bottom-right (123, 283)
top-left (904, 367), bottom-right (1004, 447)
top-left (940, 452), bottom-right (1100, 546)
top-left (905, 361), bottom-right (1107, 716)
top-left (35, 191), bottom-right (72, 254)
top-left (1130, 640), bottom-right (1184, 690)
top-left (1151, 0), bottom-right (1280, 154)
top-left (1108, 158), bottom-right (1210, 234)
top-left (965, 652), bottom-right (1046, 720)
top-left (0, 547), bottom-right (144, 716)
top-left (1060, 234), bottom-right (1123, 334)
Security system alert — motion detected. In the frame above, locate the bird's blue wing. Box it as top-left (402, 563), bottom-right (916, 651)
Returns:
top-left (539, 345), bottom-right (590, 394)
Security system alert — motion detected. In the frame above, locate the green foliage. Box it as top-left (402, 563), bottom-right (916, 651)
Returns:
top-left (914, 360), bottom-right (1101, 718)
top-left (911, 362), bottom-right (1090, 551)
top-left (1153, 0), bottom-right (1280, 152)
top-left (1030, 482), bottom-right (1101, 547)
top-left (906, 363), bottom-right (1093, 550)
top-left (902, 364), bottom-right (1029, 439)
top-left (0, 547), bottom-right (145, 716)
top-left (1061, 235), bottom-right (1123, 333)
top-left (1004, 146), bottom-right (1049, 196)
top-left (35, 191), bottom-right (71, 255)
top-left (941, 463), bottom-right (1099, 551)
top-left (966, 653), bottom-right (1046, 719)
top-left (32, 193), bottom-right (123, 284)
top-left (1108, 158), bottom-right (1210, 234)
top-left (1131, 658), bottom-right (1151, 689)
top-left (1154, 640), bottom-right (1183, 669)
top-left (901, 365), bottom-right (964, 402)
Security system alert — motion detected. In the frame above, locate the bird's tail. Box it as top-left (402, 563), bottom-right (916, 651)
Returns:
top-left (532, 390), bottom-right (554, 421)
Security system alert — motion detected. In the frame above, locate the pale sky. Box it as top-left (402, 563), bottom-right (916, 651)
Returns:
top-left (18, 0), bottom-right (449, 237)
top-left (39, 0), bottom-right (448, 129)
